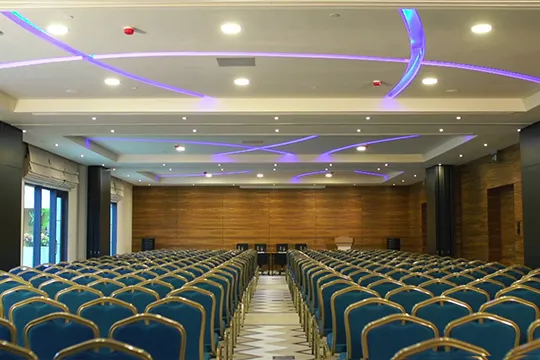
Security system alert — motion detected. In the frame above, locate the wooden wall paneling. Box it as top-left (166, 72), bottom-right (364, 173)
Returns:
top-left (407, 182), bottom-right (426, 253)
top-left (222, 188), bottom-right (270, 249)
top-left (314, 187), bottom-right (362, 249)
top-left (500, 185), bottom-right (517, 264)
top-left (487, 188), bottom-right (502, 262)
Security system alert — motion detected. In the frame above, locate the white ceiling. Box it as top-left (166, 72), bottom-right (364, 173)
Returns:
top-left (0, 2), bottom-right (538, 186)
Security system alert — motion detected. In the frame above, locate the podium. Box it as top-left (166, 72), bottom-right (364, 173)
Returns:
top-left (334, 236), bottom-right (354, 250)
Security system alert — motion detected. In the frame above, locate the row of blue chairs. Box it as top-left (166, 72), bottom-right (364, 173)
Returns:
top-left (0, 248), bottom-right (258, 360)
top-left (287, 249), bottom-right (540, 359)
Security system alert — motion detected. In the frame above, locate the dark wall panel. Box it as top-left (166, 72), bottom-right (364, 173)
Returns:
top-left (87, 166), bottom-right (111, 258)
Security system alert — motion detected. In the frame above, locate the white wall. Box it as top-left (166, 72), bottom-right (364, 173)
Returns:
top-left (67, 164), bottom-right (87, 261)
top-left (116, 180), bottom-right (133, 254)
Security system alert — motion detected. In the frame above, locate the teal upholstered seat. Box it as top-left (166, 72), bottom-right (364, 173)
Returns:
top-left (441, 286), bottom-right (489, 312)
top-left (78, 298), bottom-right (137, 337)
top-left (55, 286), bottom-right (103, 314)
top-left (385, 286), bottom-right (433, 314)
top-left (412, 297), bottom-right (472, 334)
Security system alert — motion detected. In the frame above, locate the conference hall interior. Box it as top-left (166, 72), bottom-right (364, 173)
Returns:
top-left (2, 1), bottom-right (540, 359)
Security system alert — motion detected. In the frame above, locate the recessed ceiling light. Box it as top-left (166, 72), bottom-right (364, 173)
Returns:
top-left (80, 154), bottom-right (84, 158)
top-left (484, 143), bottom-right (488, 147)
top-left (438, 163), bottom-right (441, 166)
top-left (275, 129), bottom-right (279, 133)
top-left (459, 154), bottom-right (463, 157)
top-left (138, 179), bottom-right (142, 182)
top-left (182, 116), bottom-right (187, 120)
top-left (357, 129), bottom-right (362, 133)
top-left (163, 164), bottom-right (166, 166)
top-left (518, 129), bottom-right (521, 132)
top-left (46, 24), bottom-right (68, 36)
top-left (112, 168), bottom-right (116, 171)
top-left (353, 184), bottom-right (356, 186)
top-left (101, 164), bottom-right (105, 166)
top-left (356, 145), bottom-right (367, 152)
top-left (402, 180), bottom-right (405, 183)
top-left (329, 13), bottom-right (341, 18)
top-left (65, 89), bottom-right (77, 94)
top-left (273, 168), bottom-right (276, 171)
top-left (456, 116), bottom-right (462, 120)
top-left (221, 168), bottom-right (224, 171)
top-left (377, 168), bottom-right (381, 171)
top-left (274, 116), bottom-right (279, 120)
top-left (175, 145), bottom-right (185, 152)
top-left (205, 173), bottom-right (213, 178)
top-left (393, 184), bottom-right (396, 186)
top-left (110, 129), bottom-right (115, 133)
top-left (169, 168), bottom-right (172, 171)
top-left (221, 23), bottom-right (242, 35)
top-left (439, 128), bottom-right (444, 132)
top-left (325, 168), bottom-right (328, 171)
top-left (91, 117), bottom-right (97, 121)
top-left (22, 130), bottom-right (26, 133)
top-left (385, 164), bottom-right (389, 167)
top-left (127, 175), bottom-right (130, 177)
top-left (325, 173), bottom-right (333, 178)
top-left (104, 78), bottom-right (121, 86)
top-left (257, 174), bottom-right (264, 178)
top-left (274, 164), bottom-right (277, 167)
top-left (192, 129), bottom-right (197, 133)
top-left (148, 184), bottom-right (151, 186)
top-left (329, 164), bottom-right (333, 167)
top-left (54, 143), bottom-right (59, 147)
top-left (414, 174), bottom-right (417, 177)
top-left (422, 77), bottom-right (438, 85)
top-left (234, 78), bottom-right (250, 86)
top-left (192, 184), bottom-right (195, 186)
top-left (365, 117), bottom-right (371, 120)
top-left (471, 23), bottom-right (492, 34)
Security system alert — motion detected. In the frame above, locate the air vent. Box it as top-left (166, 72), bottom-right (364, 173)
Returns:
top-left (241, 140), bottom-right (264, 145)
top-left (216, 57), bottom-right (256, 67)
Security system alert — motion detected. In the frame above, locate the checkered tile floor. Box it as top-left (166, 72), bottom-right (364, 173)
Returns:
top-left (233, 276), bottom-right (313, 360)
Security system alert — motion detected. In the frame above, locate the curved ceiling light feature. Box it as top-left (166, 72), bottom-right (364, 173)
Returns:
top-left (216, 135), bottom-right (319, 156)
top-left (320, 134), bottom-right (420, 156)
top-left (2, 51), bottom-right (540, 85)
top-left (1, 11), bottom-right (208, 98)
top-left (354, 170), bottom-right (390, 182)
top-left (88, 137), bottom-right (288, 155)
top-left (385, 9), bottom-right (426, 98)
top-left (159, 170), bottom-right (251, 178)
top-left (290, 170), bottom-right (327, 183)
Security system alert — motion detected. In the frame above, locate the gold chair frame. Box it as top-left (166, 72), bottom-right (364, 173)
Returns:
top-left (391, 337), bottom-right (489, 360)
top-left (0, 340), bottom-right (38, 359)
top-left (53, 338), bottom-right (152, 360)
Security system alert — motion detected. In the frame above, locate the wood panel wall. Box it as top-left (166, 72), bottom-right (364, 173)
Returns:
top-left (132, 186), bottom-right (422, 252)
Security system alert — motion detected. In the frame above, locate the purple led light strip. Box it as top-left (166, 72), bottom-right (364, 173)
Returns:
top-left (2, 11), bottom-right (208, 98)
top-left (320, 134), bottom-right (420, 156)
top-left (88, 137), bottom-right (291, 155)
top-left (217, 135), bottom-right (318, 156)
top-left (290, 170), bottom-right (327, 183)
top-left (354, 170), bottom-right (389, 182)
top-left (1, 51), bottom-right (537, 85)
top-left (159, 170), bottom-right (250, 178)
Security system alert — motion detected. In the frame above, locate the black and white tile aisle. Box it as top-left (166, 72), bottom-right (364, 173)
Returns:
top-left (233, 276), bottom-right (314, 360)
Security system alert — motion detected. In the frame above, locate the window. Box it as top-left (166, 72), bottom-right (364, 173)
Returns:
top-left (110, 203), bottom-right (118, 256)
top-left (23, 184), bottom-right (68, 267)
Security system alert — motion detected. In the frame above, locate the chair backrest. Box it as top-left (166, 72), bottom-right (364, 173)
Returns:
top-left (111, 286), bottom-right (159, 313)
top-left (367, 279), bottom-right (405, 297)
top-left (72, 274), bottom-right (102, 286)
top-left (480, 296), bottom-right (539, 344)
top-left (441, 285), bottom-right (490, 312)
top-left (38, 279), bottom-right (77, 298)
top-left (55, 286), bottom-right (103, 314)
top-left (25, 312), bottom-right (99, 360)
top-left (78, 298), bottom-right (137, 337)
top-left (400, 273), bottom-right (435, 287)
top-left (95, 270), bottom-right (121, 279)
top-left (28, 273), bottom-right (60, 288)
top-left (385, 286), bottom-right (433, 314)
top-left (358, 273), bottom-right (388, 287)
top-left (0, 286), bottom-right (47, 318)
top-left (419, 279), bottom-right (456, 296)
top-left (0, 278), bottom-right (30, 295)
top-left (53, 338), bottom-right (152, 360)
top-left (529, 318), bottom-right (540, 342)
top-left (0, 340), bottom-right (38, 360)
top-left (470, 278), bottom-right (505, 299)
top-left (17, 270), bottom-right (42, 282)
top-left (318, 280), bottom-right (354, 332)
top-left (156, 274), bottom-right (188, 290)
top-left (487, 272), bottom-right (517, 287)
top-left (344, 297), bottom-right (405, 359)
top-left (110, 313), bottom-right (186, 360)
top-left (504, 338), bottom-right (540, 360)
top-left (56, 270), bottom-right (81, 281)
top-left (188, 279), bottom-right (224, 335)
top-left (445, 312), bottom-right (520, 359)
top-left (497, 285), bottom-right (540, 309)
top-left (391, 337), bottom-right (489, 360)
top-left (412, 296), bottom-right (473, 334)
top-left (362, 314), bottom-right (439, 359)
top-left (146, 297), bottom-right (205, 360)
top-left (0, 318), bottom-right (15, 343)
top-left (441, 273), bottom-right (475, 286)
top-left (114, 274), bottom-right (146, 287)
top-left (140, 279), bottom-right (174, 299)
top-left (88, 279), bottom-right (125, 296)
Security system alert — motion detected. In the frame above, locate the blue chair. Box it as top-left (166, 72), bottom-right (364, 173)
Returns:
top-left (498, 285), bottom-right (540, 309)
top-left (326, 286), bottom-right (379, 356)
top-left (189, 279), bottom-right (226, 337)
top-left (55, 286), bottom-right (103, 313)
top-left (425, 270), bottom-right (451, 279)
top-left (17, 270), bottom-right (42, 282)
top-left (445, 313), bottom-right (519, 359)
top-left (0, 318), bottom-right (15, 343)
top-left (78, 298), bottom-right (137, 337)
top-left (400, 273), bottom-right (435, 287)
top-left (55, 270), bottom-right (81, 281)
top-left (502, 268), bottom-right (525, 280)
top-left (362, 314), bottom-right (438, 359)
top-left (419, 279), bottom-right (456, 296)
top-left (77, 267), bottom-right (100, 274)
top-left (147, 296), bottom-right (208, 360)
top-left (470, 278), bottom-right (505, 300)
top-left (488, 273), bottom-right (517, 287)
top-left (0, 286), bottom-right (47, 318)
top-left (347, 269), bottom-right (372, 283)
top-left (111, 266), bottom-right (136, 275)
top-left (133, 271), bottom-right (158, 281)
top-left (343, 298), bottom-right (405, 360)
top-left (53, 338), bottom-right (152, 360)
top-left (147, 267), bottom-right (168, 276)
top-left (358, 274), bottom-right (388, 287)
top-left (38, 279), bottom-right (77, 299)
top-left (110, 313), bottom-right (186, 360)
top-left (9, 267), bottom-right (31, 275)
top-left (318, 280), bottom-right (354, 338)
top-left (385, 286), bottom-right (433, 314)
top-left (114, 274), bottom-right (146, 287)
top-left (504, 338), bottom-right (540, 360)
top-left (368, 279), bottom-right (405, 297)
top-left (391, 337), bottom-right (490, 359)
top-left (28, 273), bottom-right (60, 288)
top-left (72, 274), bottom-right (102, 286)
top-left (462, 268), bottom-right (488, 280)
top-left (441, 273), bottom-right (475, 286)
top-left (140, 280), bottom-right (173, 299)
top-left (386, 269), bottom-right (411, 281)
top-left (441, 285), bottom-right (490, 312)
top-left (95, 270), bottom-right (121, 279)
top-left (112, 286), bottom-right (159, 314)
top-left (529, 319), bottom-right (540, 341)
top-left (9, 298), bottom-right (69, 346)
top-left (0, 340), bottom-right (38, 360)
top-left (0, 278), bottom-right (30, 295)
top-left (480, 296), bottom-right (539, 344)
top-left (88, 279), bottom-right (125, 296)
top-left (517, 278), bottom-right (540, 291)
top-left (24, 313), bottom-right (99, 360)
top-left (412, 297), bottom-right (472, 335)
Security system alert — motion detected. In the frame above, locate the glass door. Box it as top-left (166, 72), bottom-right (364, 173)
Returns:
top-left (22, 184), bottom-right (68, 267)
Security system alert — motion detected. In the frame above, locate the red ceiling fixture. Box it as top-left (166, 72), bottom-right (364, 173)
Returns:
top-left (372, 80), bottom-right (383, 87)
top-left (123, 26), bottom-right (135, 35)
